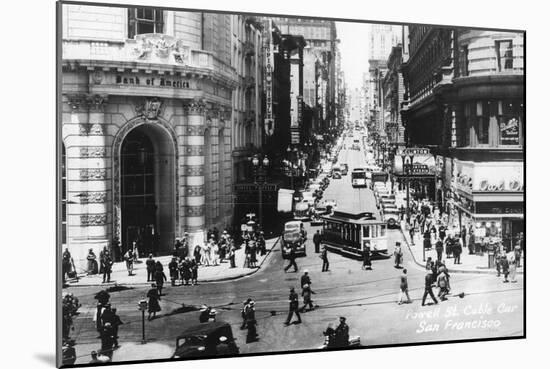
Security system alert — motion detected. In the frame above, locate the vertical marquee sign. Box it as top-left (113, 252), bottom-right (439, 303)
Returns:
top-left (264, 19), bottom-right (274, 136)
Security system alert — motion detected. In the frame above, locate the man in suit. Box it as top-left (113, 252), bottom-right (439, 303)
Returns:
top-left (284, 288), bottom-right (302, 325)
top-left (421, 270), bottom-right (438, 306)
top-left (321, 246), bottom-right (330, 272)
top-left (284, 247), bottom-right (298, 273)
top-left (313, 230), bottom-right (322, 253)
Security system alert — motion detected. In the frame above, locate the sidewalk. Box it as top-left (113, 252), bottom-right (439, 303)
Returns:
top-left (398, 220), bottom-right (524, 275)
top-left (64, 237), bottom-right (281, 287)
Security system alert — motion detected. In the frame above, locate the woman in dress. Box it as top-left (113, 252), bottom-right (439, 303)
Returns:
top-left (153, 261), bottom-right (167, 296)
top-left (147, 284), bottom-right (161, 320)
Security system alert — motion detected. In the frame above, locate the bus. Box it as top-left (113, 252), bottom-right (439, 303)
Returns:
top-left (351, 168), bottom-right (367, 188)
top-left (320, 210), bottom-right (388, 259)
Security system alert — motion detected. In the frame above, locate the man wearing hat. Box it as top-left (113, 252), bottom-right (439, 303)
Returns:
top-left (421, 270), bottom-right (438, 306)
top-left (321, 246), bottom-right (330, 272)
top-left (301, 270), bottom-right (311, 289)
top-left (245, 300), bottom-right (258, 343)
top-left (284, 246), bottom-right (299, 273)
top-left (284, 288), bottom-right (302, 325)
top-left (168, 257), bottom-right (179, 286)
top-left (334, 317), bottom-right (349, 347)
top-left (313, 230), bottom-right (322, 253)
top-left (241, 298), bottom-right (252, 329)
top-left (100, 322), bottom-right (115, 358)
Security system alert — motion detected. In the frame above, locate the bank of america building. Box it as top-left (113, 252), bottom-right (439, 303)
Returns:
top-left (60, 4), bottom-right (252, 269)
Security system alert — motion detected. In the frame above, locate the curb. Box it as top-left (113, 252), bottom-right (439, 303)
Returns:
top-left (200, 236), bottom-right (281, 283)
top-left (398, 225), bottom-right (524, 276)
top-left (64, 237), bottom-right (281, 288)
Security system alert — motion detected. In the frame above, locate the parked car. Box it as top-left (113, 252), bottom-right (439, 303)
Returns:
top-left (172, 322), bottom-right (239, 359)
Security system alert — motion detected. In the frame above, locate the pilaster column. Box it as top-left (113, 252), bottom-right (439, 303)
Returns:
top-left (183, 99), bottom-right (206, 247)
top-left (63, 94), bottom-right (111, 270)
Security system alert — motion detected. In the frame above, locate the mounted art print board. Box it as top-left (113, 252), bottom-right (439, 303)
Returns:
top-left (57, 0), bottom-right (525, 367)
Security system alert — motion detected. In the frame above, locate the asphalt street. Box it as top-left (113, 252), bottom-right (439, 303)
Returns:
top-left (67, 136), bottom-right (524, 364)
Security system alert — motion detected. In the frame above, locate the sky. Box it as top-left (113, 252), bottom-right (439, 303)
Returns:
top-left (336, 21), bottom-right (372, 91)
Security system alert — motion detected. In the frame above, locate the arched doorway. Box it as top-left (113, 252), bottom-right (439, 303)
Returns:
top-left (120, 123), bottom-right (176, 256)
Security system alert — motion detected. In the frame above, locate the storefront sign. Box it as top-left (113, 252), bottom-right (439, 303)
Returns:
top-left (297, 95), bottom-right (303, 127)
top-left (291, 129), bottom-right (300, 144)
top-left (472, 162), bottom-right (524, 193)
top-left (475, 202), bottom-right (524, 215)
top-left (393, 148), bottom-right (436, 176)
top-left (500, 117), bottom-right (520, 145)
top-left (234, 183), bottom-right (278, 192)
top-left (113, 74), bottom-right (191, 89)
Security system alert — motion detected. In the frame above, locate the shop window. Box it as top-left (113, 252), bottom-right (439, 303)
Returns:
top-left (496, 40), bottom-right (513, 71)
top-left (128, 8), bottom-right (164, 39)
top-left (498, 101), bottom-right (523, 146)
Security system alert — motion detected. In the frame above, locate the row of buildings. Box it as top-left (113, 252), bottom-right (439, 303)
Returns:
top-left (363, 25), bottom-right (524, 250)
top-left (60, 4), bottom-right (346, 268)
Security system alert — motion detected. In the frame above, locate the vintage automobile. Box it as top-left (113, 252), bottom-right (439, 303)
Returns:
top-left (310, 203), bottom-right (329, 225)
top-left (172, 322), bottom-right (239, 359)
top-left (340, 163), bottom-right (349, 176)
top-left (383, 207), bottom-right (400, 229)
top-left (282, 221), bottom-right (307, 258)
top-left (294, 200), bottom-right (312, 221)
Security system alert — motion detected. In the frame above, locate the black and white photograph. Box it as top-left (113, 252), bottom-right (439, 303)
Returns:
top-left (55, 0), bottom-right (526, 367)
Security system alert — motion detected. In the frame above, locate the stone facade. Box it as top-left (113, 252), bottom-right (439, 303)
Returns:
top-left (61, 4), bottom-right (238, 269)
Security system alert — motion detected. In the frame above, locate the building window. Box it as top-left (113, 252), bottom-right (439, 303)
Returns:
top-left (498, 101), bottom-right (523, 146)
top-left (496, 40), bottom-right (513, 71)
top-left (61, 144), bottom-right (67, 245)
top-left (475, 101), bottom-right (490, 145)
top-left (128, 8), bottom-right (164, 39)
top-left (459, 45), bottom-right (469, 76)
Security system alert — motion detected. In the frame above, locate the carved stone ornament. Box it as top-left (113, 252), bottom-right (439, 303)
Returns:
top-left (79, 169), bottom-right (107, 181)
top-left (78, 192), bottom-right (107, 204)
top-left (66, 94), bottom-right (88, 111)
top-left (80, 214), bottom-right (108, 226)
top-left (183, 165), bottom-right (204, 176)
top-left (185, 125), bottom-right (204, 136)
top-left (80, 147), bottom-right (106, 158)
top-left (131, 34), bottom-right (190, 64)
top-left (87, 94), bottom-right (107, 111)
top-left (185, 98), bottom-right (207, 115)
top-left (185, 205), bottom-right (204, 217)
top-left (135, 98), bottom-right (163, 120)
top-left (185, 185), bottom-right (205, 196)
top-left (66, 94), bottom-right (107, 111)
top-left (79, 123), bottom-right (104, 136)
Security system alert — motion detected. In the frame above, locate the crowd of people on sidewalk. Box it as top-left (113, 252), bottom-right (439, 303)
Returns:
top-left (61, 226), bottom-right (271, 287)
top-left (401, 198), bottom-right (523, 277)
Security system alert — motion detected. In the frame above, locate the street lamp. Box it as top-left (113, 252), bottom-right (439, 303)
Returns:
top-left (250, 154), bottom-right (269, 230)
top-left (400, 151), bottom-right (415, 222)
